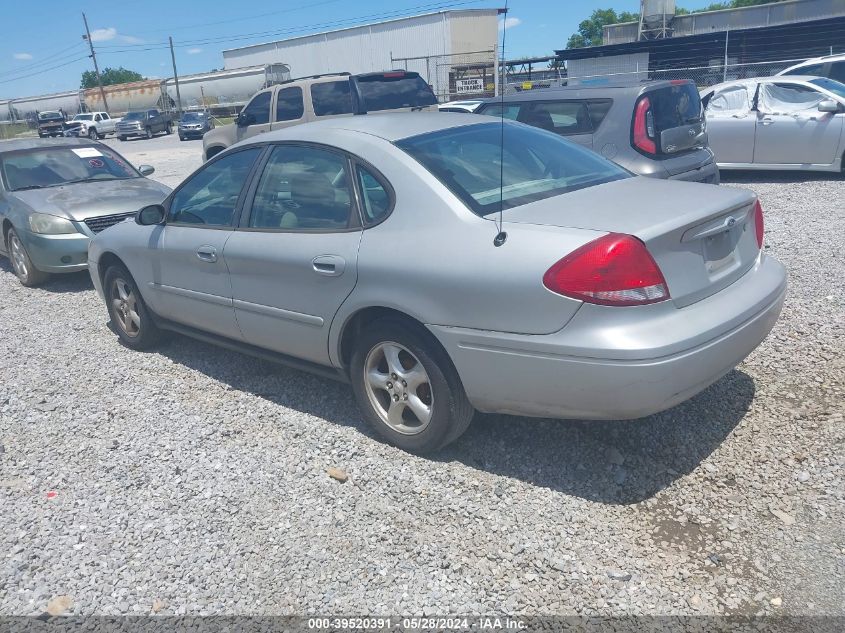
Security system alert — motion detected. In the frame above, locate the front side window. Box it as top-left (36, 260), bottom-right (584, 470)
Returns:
top-left (168, 148), bottom-right (261, 227)
top-left (242, 91), bottom-right (272, 125)
top-left (311, 81), bottom-right (353, 116)
top-left (1, 146), bottom-right (140, 191)
top-left (478, 103), bottom-right (522, 120)
top-left (249, 145), bottom-right (353, 230)
top-left (759, 83), bottom-right (826, 114)
top-left (396, 122), bottom-right (628, 216)
top-left (276, 87), bottom-right (304, 121)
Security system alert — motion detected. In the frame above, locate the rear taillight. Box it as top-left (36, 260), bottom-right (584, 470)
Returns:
top-left (633, 96), bottom-right (656, 155)
top-left (543, 233), bottom-right (670, 307)
top-left (753, 199), bottom-right (764, 249)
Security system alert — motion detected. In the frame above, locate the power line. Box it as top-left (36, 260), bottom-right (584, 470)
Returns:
top-left (0, 42), bottom-right (87, 79)
top-left (0, 57), bottom-right (89, 86)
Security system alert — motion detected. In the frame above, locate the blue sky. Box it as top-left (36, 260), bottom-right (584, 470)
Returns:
top-left (1, 0), bottom-right (713, 99)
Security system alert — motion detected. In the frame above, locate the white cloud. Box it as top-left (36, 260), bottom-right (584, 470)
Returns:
top-left (13, 52), bottom-right (33, 60)
top-left (89, 27), bottom-right (117, 42)
top-left (187, 48), bottom-right (203, 55)
top-left (121, 34), bottom-right (145, 44)
top-left (499, 16), bottom-right (522, 31)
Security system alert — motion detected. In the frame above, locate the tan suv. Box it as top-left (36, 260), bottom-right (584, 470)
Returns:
top-left (203, 71), bottom-right (438, 161)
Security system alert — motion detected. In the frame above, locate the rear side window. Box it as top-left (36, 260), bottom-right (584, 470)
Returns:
top-left (276, 87), bottom-right (304, 121)
top-left (521, 101), bottom-right (592, 136)
top-left (311, 81), bottom-right (353, 116)
top-left (357, 166), bottom-right (391, 225)
top-left (587, 100), bottom-right (612, 129)
top-left (478, 103), bottom-right (522, 120)
top-left (356, 72), bottom-right (437, 112)
top-left (648, 83), bottom-right (702, 131)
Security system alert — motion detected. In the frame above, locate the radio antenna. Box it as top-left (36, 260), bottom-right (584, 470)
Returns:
top-left (493, 1), bottom-right (508, 247)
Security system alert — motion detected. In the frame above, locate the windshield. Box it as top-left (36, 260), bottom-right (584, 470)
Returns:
top-left (0, 146), bottom-right (139, 191)
top-left (181, 112), bottom-right (204, 121)
top-left (810, 77), bottom-right (845, 100)
top-left (357, 72), bottom-right (437, 112)
top-left (123, 112), bottom-right (146, 120)
top-left (396, 122), bottom-right (629, 216)
top-left (74, 114), bottom-right (94, 121)
top-left (38, 112), bottom-right (63, 121)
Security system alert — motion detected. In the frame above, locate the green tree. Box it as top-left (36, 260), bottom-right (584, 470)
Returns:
top-left (81, 67), bottom-right (145, 89)
top-left (566, 9), bottom-right (639, 49)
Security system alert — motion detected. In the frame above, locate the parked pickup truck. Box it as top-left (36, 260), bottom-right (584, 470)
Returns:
top-left (202, 70), bottom-right (438, 160)
top-left (115, 109), bottom-right (174, 140)
top-left (36, 111), bottom-right (67, 137)
top-left (63, 112), bottom-right (120, 140)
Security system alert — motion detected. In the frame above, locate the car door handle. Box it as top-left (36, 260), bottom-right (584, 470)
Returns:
top-left (312, 255), bottom-right (346, 276)
top-left (760, 118), bottom-right (775, 125)
top-left (196, 246), bottom-right (218, 263)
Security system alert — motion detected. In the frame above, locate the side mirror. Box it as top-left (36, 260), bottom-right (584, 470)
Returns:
top-left (136, 204), bottom-right (165, 226)
top-left (138, 164), bottom-right (155, 176)
top-left (818, 99), bottom-right (840, 113)
top-left (236, 112), bottom-right (254, 127)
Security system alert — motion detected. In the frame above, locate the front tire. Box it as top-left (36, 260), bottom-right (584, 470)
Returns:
top-left (88, 128), bottom-right (98, 140)
top-left (145, 127), bottom-right (153, 140)
top-left (6, 228), bottom-right (49, 287)
top-left (118, 136), bottom-right (126, 141)
top-left (350, 318), bottom-right (473, 454)
top-left (165, 122), bottom-right (173, 135)
top-left (103, 265), bottom-right (165, 350)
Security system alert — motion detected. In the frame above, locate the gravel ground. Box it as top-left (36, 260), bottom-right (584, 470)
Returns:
top-left (0, 137), bottom-right (843, 618)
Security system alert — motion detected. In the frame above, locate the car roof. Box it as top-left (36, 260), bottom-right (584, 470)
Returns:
top-left (240, 112), bottom-right (496, 145)
top-left (703, 76), bottom-right (828, 93)
top-left (0, 138), bottom-right (100, 153)
top-left (480, 80), bottom-right (689, 104)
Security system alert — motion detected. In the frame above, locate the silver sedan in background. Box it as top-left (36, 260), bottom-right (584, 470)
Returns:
top-left (0, 139), bottom-right (170, 286)
top-left (701, 75), bottom-right (845, 172)
top-left (88, 114), bottom-right (786, 453)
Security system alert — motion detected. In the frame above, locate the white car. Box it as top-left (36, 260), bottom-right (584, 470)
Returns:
top-left (63, 112), bottom-right (120, 140)
top-left (437, 100), bottom-right (484, 113)
top-left (777, 53), bottom-right (845, 84)
top-left (700, 76), bottom-right (845, 172)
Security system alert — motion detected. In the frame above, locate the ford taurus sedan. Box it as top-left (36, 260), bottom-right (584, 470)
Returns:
top-left (88, 114), bottom-right (786, 453)
top-left (0, 138), bottom-right (170, 286)
top-left (701, 76), bottom-right (845, 172)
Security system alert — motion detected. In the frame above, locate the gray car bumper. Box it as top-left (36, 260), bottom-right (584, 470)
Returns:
top-left (668, 160), bottom-right (721, 185)
top-left (429, 254), bottom-right (785, 420)
top-left (18, 228), bottom-right (90, 273)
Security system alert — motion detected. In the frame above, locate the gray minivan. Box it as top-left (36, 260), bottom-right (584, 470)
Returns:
top-left (476, 80), bottom-right (719, 184)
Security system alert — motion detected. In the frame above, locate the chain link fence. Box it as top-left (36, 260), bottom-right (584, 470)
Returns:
top-left (502, 58), bottom-right (823, 94)
top-left (390, 50), bottom-right (497, 102)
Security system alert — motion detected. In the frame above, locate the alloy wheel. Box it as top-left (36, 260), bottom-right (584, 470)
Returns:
top-left (363, 341), bottom-right (433, 435)
top-left (110, 277), bottom-right (141, 337)
top-left (8, 232), bottom-right (29, 279)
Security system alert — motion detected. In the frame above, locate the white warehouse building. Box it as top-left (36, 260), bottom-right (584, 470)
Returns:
top-left (221, 9), bottom-right (504, 100)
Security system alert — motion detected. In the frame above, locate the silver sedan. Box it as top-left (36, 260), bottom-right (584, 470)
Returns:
top-left (701, 76), bottom-right (845, 172)
top-left (88, 114), bottom-right (787, 453)
top-left (0, 138), bottom-right (170, 286)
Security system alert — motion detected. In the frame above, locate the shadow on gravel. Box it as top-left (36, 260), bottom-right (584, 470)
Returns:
top-left (720, 170), bottom-right (842, 184)
top-left (0, 258), bottom-right (92, 293)
top-left (155, 332), bottom-right (755, 505)
top-left (442, 369), bottom-right (755, 505)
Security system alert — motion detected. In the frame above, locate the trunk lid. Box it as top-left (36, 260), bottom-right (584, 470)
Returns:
top-left (502, 177), bottom-right (759, 308)
top-left (638, 82), bottom-right (708, 162)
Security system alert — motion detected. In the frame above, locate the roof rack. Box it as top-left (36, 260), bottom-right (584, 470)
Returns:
top-left (276, 71), bottom-right (352, 86)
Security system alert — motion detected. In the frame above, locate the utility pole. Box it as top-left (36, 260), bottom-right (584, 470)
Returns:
top-left (169, 37), bottom-right (183, 117)
top-left (82, 12), bottom-right (109, 113)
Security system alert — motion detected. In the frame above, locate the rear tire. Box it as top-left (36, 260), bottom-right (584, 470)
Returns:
top-left (350, 318), bottom-right (473, 454)
top-left (6, 228), bottom-right (49, 287)
top-left (103, 265), bottom-right (165, 350)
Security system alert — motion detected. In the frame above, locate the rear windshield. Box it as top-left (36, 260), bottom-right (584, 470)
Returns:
top-left (38, 112), bottom-right (63, 121)
top-left (0, 146), bottom-right (139, 191)
top-left (396, 122), bottom-right (628, 217)
top-left (356, 72), bottom-right (437, 112)
top-left (181, 112), bottom-right (205, 121)
top-left (649, 83), bottom-right (702, 130)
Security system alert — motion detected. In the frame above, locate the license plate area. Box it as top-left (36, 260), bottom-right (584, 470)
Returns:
top-left (704, 229), bottom-right (740, 276)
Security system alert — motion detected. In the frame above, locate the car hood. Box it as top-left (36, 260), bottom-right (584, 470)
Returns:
top-left (13, 178), bottom-right (172, 222)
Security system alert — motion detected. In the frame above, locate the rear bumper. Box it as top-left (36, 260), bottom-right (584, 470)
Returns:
top-left (668, 159), bottom-right (720, 185)
top-left (17, 228), bottom-right (90, 274)
top-left (429, 254), bottom-right (786, 420)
